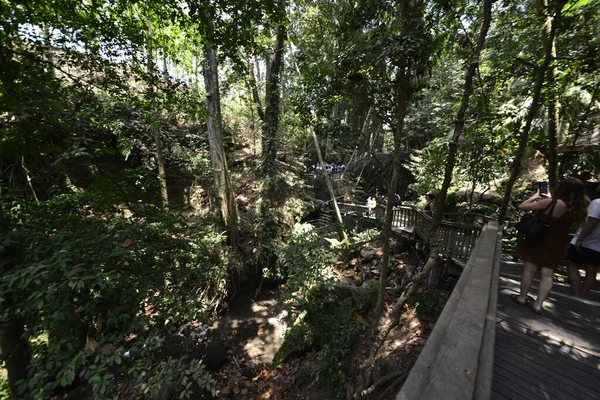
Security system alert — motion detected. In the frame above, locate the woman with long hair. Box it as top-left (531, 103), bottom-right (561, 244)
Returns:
top-left (422, 193), bottom-right (435, 217)
top-left (512, 178), bottom-right (588, 314)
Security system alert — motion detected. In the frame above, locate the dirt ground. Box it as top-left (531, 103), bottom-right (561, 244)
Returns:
top-left (208, 237), bottom-right (455, 400)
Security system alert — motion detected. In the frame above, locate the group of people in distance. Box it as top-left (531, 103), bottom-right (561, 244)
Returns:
top-left (512, 178), bottom-right (600, 314)
top-left (365, 193), bottom-right (404, 217)
top-left (308, 163), bottom-right (345, 175)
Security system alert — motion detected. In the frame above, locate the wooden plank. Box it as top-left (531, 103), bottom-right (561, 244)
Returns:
top-left (491, 389), bottom-right (511, 400)
top-left (493, 364), bottom-right (553, 400)
top-left (491, 384), bottom-right (516, 400)
top-left (494, 336), bottom-right (600, 399)
top-left (493, 345), bottom-right (598, 399)
top-left (494, 328), bottom-right (600, 393)
top-left (496, 290), bottom-right (600, 348)
top-left (492, 373), bottom-right (543, 400)
top-left (496, 308), bottom-right (600, 350)
top-left (396, 230), bottom-right (484, 400)
top-left (498, 278), bottom-right (600, 326)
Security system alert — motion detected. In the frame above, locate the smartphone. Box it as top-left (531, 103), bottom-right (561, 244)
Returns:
top-left (538, 181), bottom-right (548, 195)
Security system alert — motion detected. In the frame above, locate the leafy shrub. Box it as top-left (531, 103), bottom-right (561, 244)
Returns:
top-left (0, 364), bottom-right (9, 400)
top-left (1, 194), bottom-right (237, 399)
top-left (274, 281), bottom-right (378, 392)
top-left (272, 223), bottom-right (337, 297)
top-left (273, 225), bottom-right (378, 392)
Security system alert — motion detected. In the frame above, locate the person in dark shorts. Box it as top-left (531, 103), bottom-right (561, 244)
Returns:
top-left (512, 179), bottom-right (587, 314)
top-left (567, 182), bottom-right (600, 298)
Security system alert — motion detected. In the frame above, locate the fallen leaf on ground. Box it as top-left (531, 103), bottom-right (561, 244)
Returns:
top-left (123, 238), bottom-right (138, 247)
top-left (352, 312), bottom-right (364, 324)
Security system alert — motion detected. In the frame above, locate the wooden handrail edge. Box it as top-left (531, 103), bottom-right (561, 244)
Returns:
top-left (474, 227), bottom-right (502, 399)
top-left (396, 221), bottom-right (502, 400)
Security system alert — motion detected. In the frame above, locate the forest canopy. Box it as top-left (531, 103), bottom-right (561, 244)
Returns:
top-left (1, 0), bottom-right (599, 399)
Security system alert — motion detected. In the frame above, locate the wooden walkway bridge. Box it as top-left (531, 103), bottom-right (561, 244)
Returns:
top-left (332, 203), bottom-right (600, 399)
top-left (337, 203), bottom-right (483, 262)
top-left (393, 219), bottom-right (600, 399)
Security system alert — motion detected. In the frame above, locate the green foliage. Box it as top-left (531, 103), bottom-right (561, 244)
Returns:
top-left (274, 281), bottom-right (378, 391)
top-left (273, 223), bottom-right (338, 296)
top-left (273, 225), bottom-right (378, 392)
top-left (407, 137), bottom-right (450, 195)
top-left (445, 192), bottom-right (458, 214)
top-left (0, 365), bottom-right (8, 400)
top-left (1, 193), bottom-right (238, 399)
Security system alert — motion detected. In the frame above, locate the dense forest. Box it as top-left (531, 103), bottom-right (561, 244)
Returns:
top-left (1, 0), bottom-right (599, 399)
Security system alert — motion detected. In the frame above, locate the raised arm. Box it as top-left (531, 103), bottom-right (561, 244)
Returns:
top-left (518, 190), bottom-right (554, 212)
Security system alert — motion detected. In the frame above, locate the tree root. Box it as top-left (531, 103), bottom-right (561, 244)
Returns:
top-left (361, 369), bottom-right (409, 398)
top-left (353, 254), bottom-right (438, 399)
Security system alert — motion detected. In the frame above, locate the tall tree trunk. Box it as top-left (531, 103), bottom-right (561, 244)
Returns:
top-left (541, 0), bottom-right (560, 193)
top-left (146, 18), bottom-right (169, 208)
top-left (498, 0), bottom-right (567, 223)
top-left (247, 51), bottom-right (265, 122)
top-left (0, 203), bottom-right (30, 399)
top-left (203, 46), bottom-right (238, 245)
top-left (377, 74), bottom-right (409, 316)
top-left (262, 25), bottom-right (285, 201)
top-left (422, 0), bottom-right (493, 287)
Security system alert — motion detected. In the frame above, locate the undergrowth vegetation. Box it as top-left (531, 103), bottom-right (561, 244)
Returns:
top-left (1, 175), bottom-right (241, 399)
top-left (272, 224), bottom-right (379, 393)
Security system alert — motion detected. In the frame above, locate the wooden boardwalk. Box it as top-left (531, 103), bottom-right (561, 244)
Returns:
top-left (353, 210), bottom-right (600, 399)
top-left (337, 203), bottom-right (482, 261)
top-left (493, 260), bottom-right (600, 399)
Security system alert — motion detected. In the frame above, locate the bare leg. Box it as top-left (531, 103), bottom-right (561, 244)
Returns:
top-left (567, 263), bottom-right (583, 297)
top-left (518, 262), bottom-right (538, 303)
top-left (534, 267), bottom-right (554, 311)
top-left (581, 264), bottom-right (598, 298)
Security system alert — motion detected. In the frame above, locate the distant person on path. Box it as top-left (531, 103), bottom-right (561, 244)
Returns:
top-left (421, 193), bottom-right (435, 217)
top-left (393, 193), bottom-right (401, 207)
top-left (566, 182), bottom-right (600, 298)
top-left (375, 190), bottom-right (385, 205)
top-left (512, 178), bottom-right (587, 315)
top-left (366, 196), bottom-right (376, 217)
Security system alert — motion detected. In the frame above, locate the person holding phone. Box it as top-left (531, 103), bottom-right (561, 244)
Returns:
top-left (538, 181), bottom-right (549, 196)
top-left (566, 182), bottom-right (600, 297)
top-left (511, 179), bottom-right (588, 314)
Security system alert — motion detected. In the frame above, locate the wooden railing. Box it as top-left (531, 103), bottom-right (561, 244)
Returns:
top-left (396, 221), bottom-right (502, 400)
top-left (337, 203), bottom-right (482, 262)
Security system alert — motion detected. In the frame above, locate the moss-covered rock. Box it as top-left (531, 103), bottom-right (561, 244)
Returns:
top-left (273, 280), bottom-right (378, 366)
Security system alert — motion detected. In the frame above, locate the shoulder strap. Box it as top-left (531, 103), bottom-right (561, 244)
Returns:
top-left (541, 199), bottom-right (557, 216)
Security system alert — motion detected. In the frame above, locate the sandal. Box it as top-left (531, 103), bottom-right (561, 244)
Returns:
top-left (526, 299), bottom-right (543, 315)
top-left (509, 294), bottom-right (527, 306)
